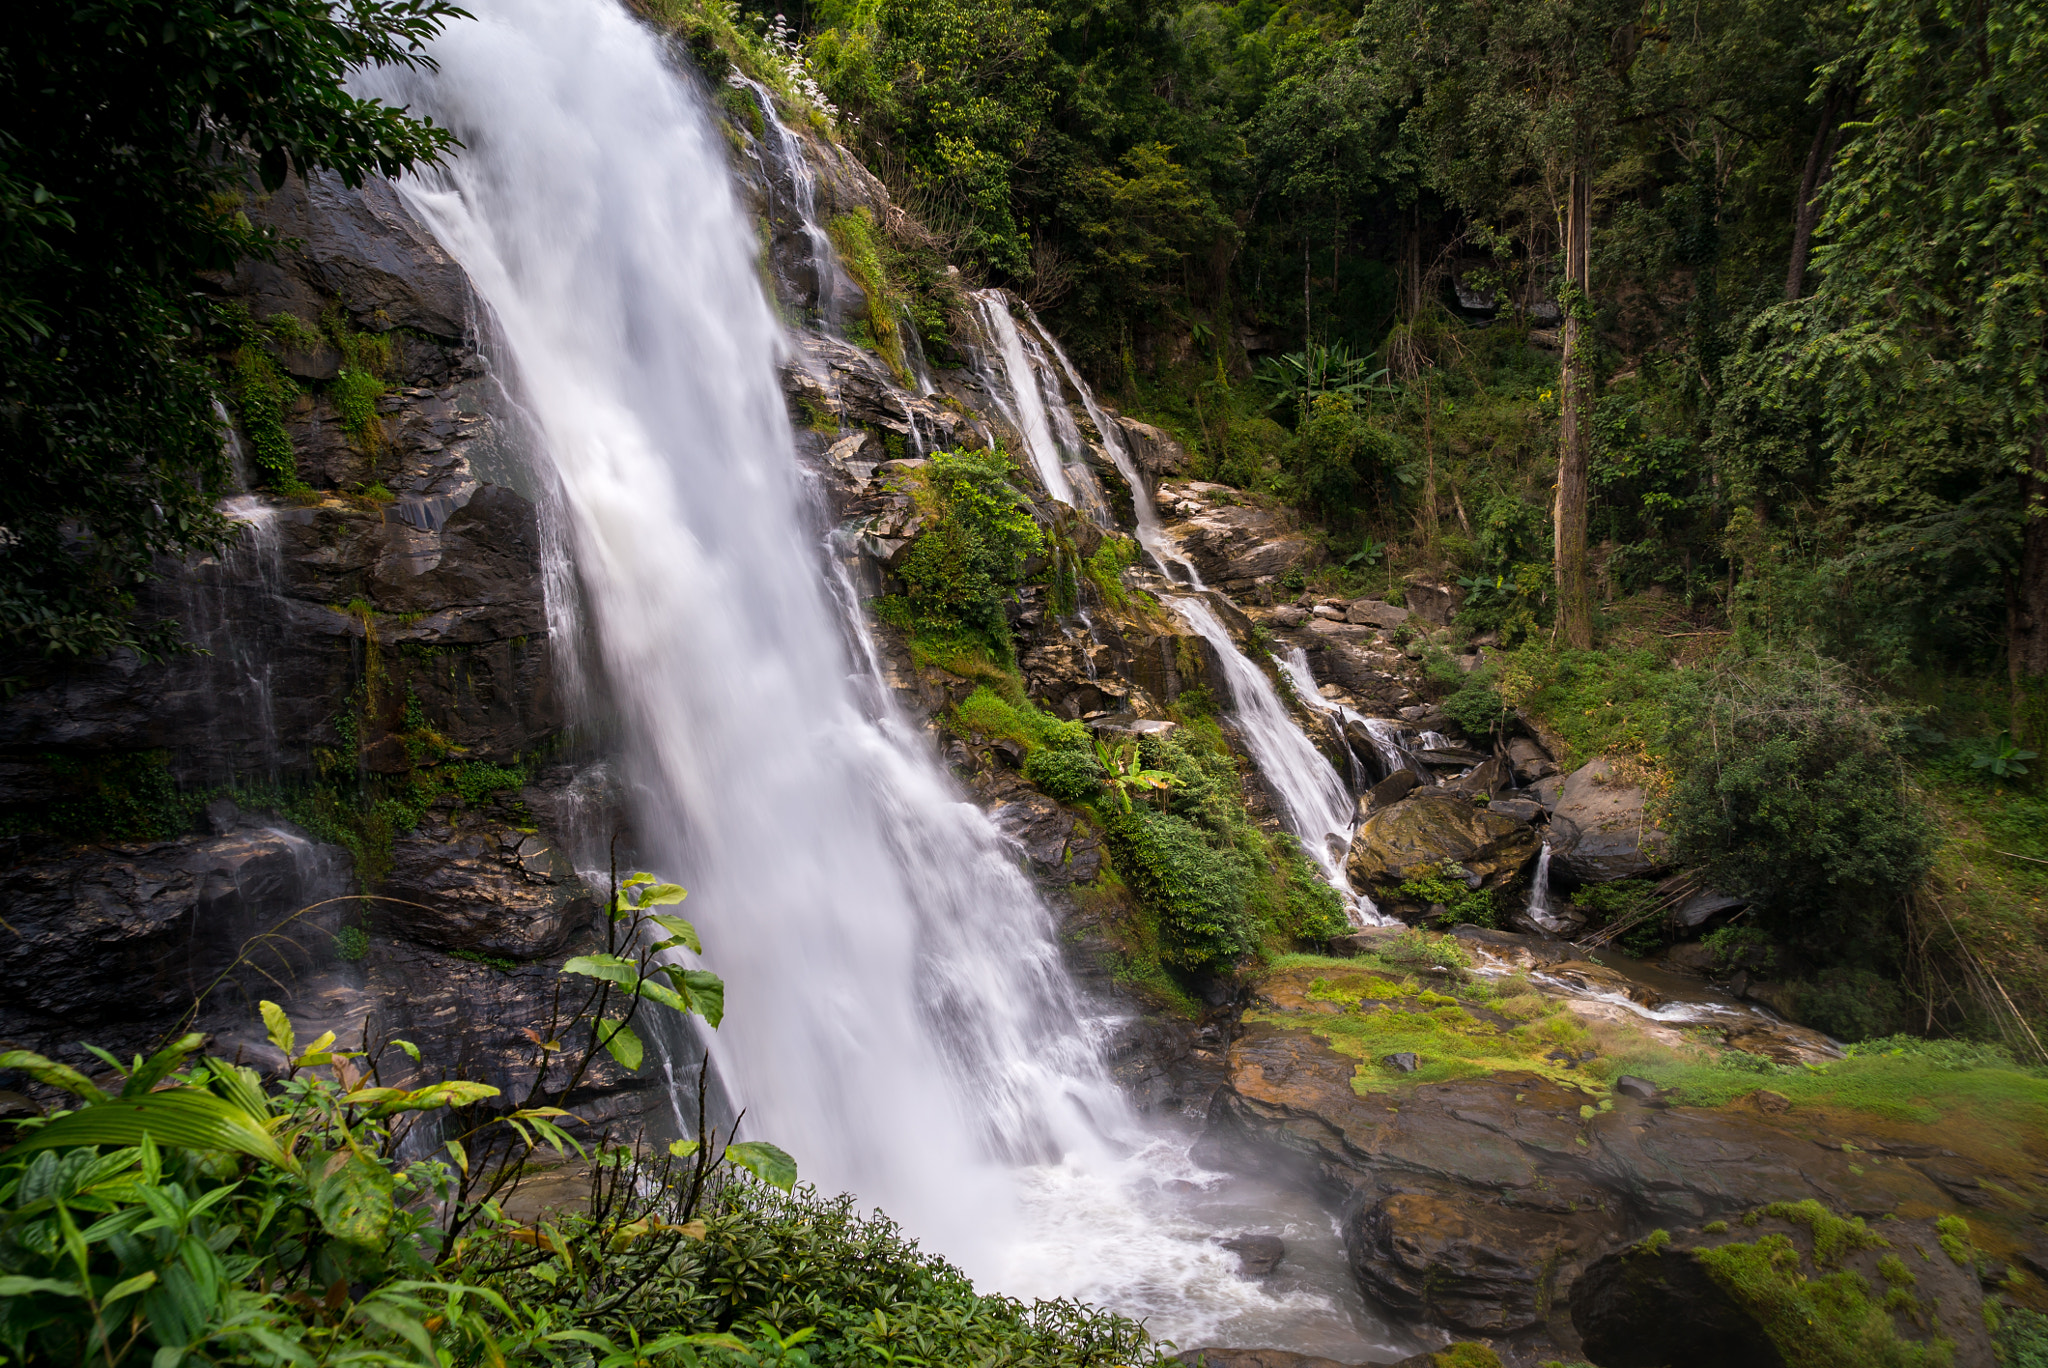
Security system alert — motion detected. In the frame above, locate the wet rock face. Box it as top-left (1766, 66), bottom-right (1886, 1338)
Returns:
top-left (381, 799), bottom-right (595, 960)
top-left (1157, 482), bottom-right (1315, 588)
top-left (1569, 1215), bottom-right (1995, 1368)
top-left (1549, 757), bottom-right (1670, 882)
top-left (1344, 790), bottom-right (1539, 893)
top-left (0, 823), bottom-right (349, 1058)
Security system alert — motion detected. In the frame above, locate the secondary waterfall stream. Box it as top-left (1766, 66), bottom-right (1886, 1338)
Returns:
top-left (367, 0), bottom-right (1416, 1357)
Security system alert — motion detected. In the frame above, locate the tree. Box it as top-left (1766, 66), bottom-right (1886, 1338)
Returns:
top-left (1360, 0), bottom-right (1644, 648)
top-left (1712, 0), bottom-right (2048, 726)
top-left (0, 0), bottom-right (462, 663)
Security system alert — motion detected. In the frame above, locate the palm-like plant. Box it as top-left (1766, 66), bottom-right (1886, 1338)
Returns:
top-left (1093, 738), bottom-right (1176, 811)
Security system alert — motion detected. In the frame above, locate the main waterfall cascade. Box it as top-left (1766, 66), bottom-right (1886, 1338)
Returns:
top-left (365, 0), bottom-right (1417, 1356)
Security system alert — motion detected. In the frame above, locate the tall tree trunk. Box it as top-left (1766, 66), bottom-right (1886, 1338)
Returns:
top-left (2013, 458), bottom-right (2048, 741)
top-left (1555, 162), bottom-right (1595, 649)
top-left (1786, 84), bottom-right (1848, 302)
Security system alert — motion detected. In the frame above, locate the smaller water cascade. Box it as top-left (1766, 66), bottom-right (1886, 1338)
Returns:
top-left (740, 76), bottom-right (846, 329)
top-left (969, 291), bottom-right (1113, 523)
top-left (1027, 306), bottom-right (1202, 583)
top-left (1521, 843), bottom-right (1580, 936)
top-left (1168, 597), bottom-right (1384, 920)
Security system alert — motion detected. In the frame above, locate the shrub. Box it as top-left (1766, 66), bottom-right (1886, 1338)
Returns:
top-left (333, 924), bottom-right (370, 961)
top-left (1282, 393), bottom-right (1404, 517)
top-left (1664, 652), bottom-right (1931, 958)
top-left (1105, 804), bottom-right (1254, 968)
top-left (1026, 744), bottom-right (1106, 802)
top-left (1797, 969), bottom-right (1907, 1042)
top-left (1441, 673), bottom-right (1511, 737)
top-left (1396, 862), bottom-right (1499, 929)
top-left (883, 449), bottom-right (1044, 656)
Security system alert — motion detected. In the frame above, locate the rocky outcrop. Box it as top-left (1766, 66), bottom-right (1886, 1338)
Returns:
top-left (1344, 791), bottom-right (1539, 893)
top-left (1157, 482), bottom-right (1316, 590)
top-left (0, 821), bottom-right (348, 1059)
top-left (1549, 758), bottom-right (1671, 882)
top-left (1570, 1214), bottom-right (1995, 1368)
top-left (1197, 959), bottom-right (2046, 1362)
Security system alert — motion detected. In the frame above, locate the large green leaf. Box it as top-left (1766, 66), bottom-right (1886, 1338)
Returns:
top-left (123, 1034), bottom-right (206, 1098)
top-left (561, 953), bottom-right (640, 991)
top-left (0, 1050), bottom-right (100, 1102)
top-left (648, 913), bottom-right (701, 954)
top-left (596, 1019), bottom-right (643, 1072)
top-left (631, 882), bottom-right (688, 908)
top-left (724, 1141), bottom-right (797, 1191)
top-left (10, 1088), bottom-right (294, 1171)
top-left (259, 1000), bottom-right (295, 1057)
top-left (309, 1147), bottom-right (395, 1248)
top-left (340, 1080), bottom-right (501, 1116)
top-left (665, 967), bottom-right (726, 1028)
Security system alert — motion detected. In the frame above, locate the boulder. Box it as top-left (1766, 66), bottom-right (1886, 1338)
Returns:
top-left (1114, 415), bottom-right (1191, 479)
top-left (1403, 579), bottom-right (1458, 626)
top-left (1448, 755), bottom-right (1513, 798)
top-left (1168, 499), bottom-right (1315, 584)
top-left (1570, 1215), bottom-right (1995, 1368)
top-left (1362, 768), bottom-right (1422, 814)
top-left (1344, 791), bottom-right (1539, 892)
top-left (381, 805), bottom-right (593, 960)
top-left (1505, 736), bottom-right (1555, 781)
top-left (1486, 798), bottom-right (1543, 823)
top-left (1220, 1233), bottom-right (1286, 1277)
top-left (1351, 1191), bottom-right (1598, 1335)
top-left (1549, 757), bottom-right (1671, 882)
top-left (1345, 599), bottom-right (1410, 629)
top-left (1266, 605), bottom-right (1310, 628)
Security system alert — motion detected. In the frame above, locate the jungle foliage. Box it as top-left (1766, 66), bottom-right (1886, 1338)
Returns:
top-left (0, 872), bottom-right (1161, 1366)
top-left (0, 0), bottom-right (462, 663)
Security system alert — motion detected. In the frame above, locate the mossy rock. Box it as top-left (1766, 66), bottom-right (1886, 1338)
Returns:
top-left (1568, 1202), bottom-right (1994, 1367)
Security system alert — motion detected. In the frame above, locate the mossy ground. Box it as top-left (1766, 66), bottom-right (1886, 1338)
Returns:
top-left (1250, 960), bottom-right (1609, 1097)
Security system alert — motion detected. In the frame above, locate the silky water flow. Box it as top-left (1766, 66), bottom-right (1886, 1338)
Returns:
top-left (368, 1), bottom-right (1416, 1354)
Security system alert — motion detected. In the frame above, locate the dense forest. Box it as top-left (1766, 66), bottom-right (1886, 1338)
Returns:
top-left (737, 0), bottom-right (2047, 1043)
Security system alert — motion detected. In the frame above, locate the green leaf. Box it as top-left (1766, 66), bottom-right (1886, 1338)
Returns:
top-left (597, 1019), bottom-right (643, 1072)
top-left (104, 1270), bottom-right (159, 1303)
top-left (0, 1050), bottom-right (101, 1102)
top-left (561, 953), bottom-right (640, 991)
top-left (631, 882), bottom-right (688, 908)
top-left (124, 1034), bottom-right (206, 1097)
top-left (201, 1059), bottom-right (271, 1122)
top-left (390, 1038), bottom-right (421, 1063)
top-left (344, 1080), bottom-right (500, 1116)
top-left (667, 1138), bottom-right (700, 1160)
top-left (0, 1276), bottom-right (85, 1298)
top-left (259, 1000), bottom-right (295, 1057)
top-left (724, 1141), bottom-right (797, 1191)
top-left (648, 913), bottom-right (701, 954)
top-left (11, 1088), bottom-right (295, 1171)
top-left (665, 967), bottom-right (726, 1028)
top-left (309, 1148), bottom-right (395, 1248)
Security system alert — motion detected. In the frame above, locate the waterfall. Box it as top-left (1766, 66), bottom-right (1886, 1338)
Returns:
top-left (969, 290), bottom-right (1113, 523)
top-left (1167, 597), bottom-right (1381, 921)
top-left (370, 0), bottom-right (1129, 1261)
top-left (739, 75), bottom-right (845, 328)
top-left (1026, 306), bottom-right (1201, 583)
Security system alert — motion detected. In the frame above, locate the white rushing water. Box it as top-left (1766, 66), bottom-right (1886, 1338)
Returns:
top-left (1167, 597), bottom-right (1378, 919)
top-left (1026, 305), bottom-right (1202, 582)
top-left (367, 0), bottom-right (1415, 1354)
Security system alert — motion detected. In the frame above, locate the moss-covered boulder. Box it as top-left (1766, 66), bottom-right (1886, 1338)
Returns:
top-left (1343, 790), bottom-right (1538, 893)
top-left (1568, 1203), bottom-right (1995, 1367)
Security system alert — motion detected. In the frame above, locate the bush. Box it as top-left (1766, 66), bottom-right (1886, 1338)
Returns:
top-left (1282, 393), bottom-right (1405, 516)
top-left (1664, 652), bottom-right (1931, 958)
top-left (1440, 674), bottom-right (1511, 737)
top-left (1396, 862), bottom-right (1499, 929)
top-left (1797, 968), bottom-right (1907, 1042)
top-left (1105, 804), bottom-right (1255, 968)
top-left (1026, 744), bottom-right (1106, 802)
top-left (882, 449), bottom-right (1044, 655)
